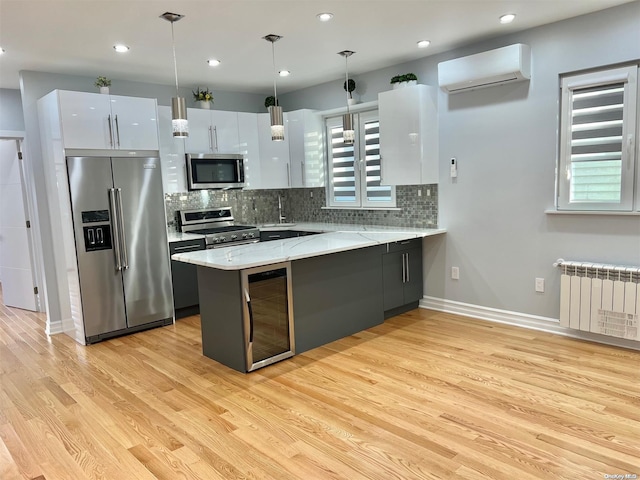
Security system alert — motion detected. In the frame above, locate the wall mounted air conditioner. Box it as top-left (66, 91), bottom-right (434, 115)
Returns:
top-left (438, 44), bottom-right (531, 94)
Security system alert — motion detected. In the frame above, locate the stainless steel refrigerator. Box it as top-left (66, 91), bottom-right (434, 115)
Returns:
top-left (66, 154), bottom-right (173, 343)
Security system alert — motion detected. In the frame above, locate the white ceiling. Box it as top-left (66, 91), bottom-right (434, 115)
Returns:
top-left (0, 0), bottom-right (635, 94)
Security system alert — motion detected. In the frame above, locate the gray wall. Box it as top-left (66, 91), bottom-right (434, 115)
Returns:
top-left (0, 88), bottom-right (25, 131)
top-left (283, 3), bottom-right (640, 320)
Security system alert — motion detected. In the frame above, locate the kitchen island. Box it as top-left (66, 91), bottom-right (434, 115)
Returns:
top-left (172, 225), bottom-right (445, 372)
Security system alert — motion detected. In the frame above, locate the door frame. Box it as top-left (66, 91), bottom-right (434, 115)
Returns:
top-left (0, 130), bottom-right (43, 312)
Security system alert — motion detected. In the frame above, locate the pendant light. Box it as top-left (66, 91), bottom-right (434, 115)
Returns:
top-left (338, 50), bottom-right (355, 145)
top-left (263, 34), bottom-right (284, 141)
top-left (161, 12), bottom-right (188, 138)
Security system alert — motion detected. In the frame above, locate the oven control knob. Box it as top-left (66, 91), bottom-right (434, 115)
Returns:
top-left (248, 232), bottom-right (255, 238)
top-left (219, 236), bottom-right (227, 242)
top-left (242, 233), bottom-right (248, 239)
top-left (231, 234), bottom-right (238, 240)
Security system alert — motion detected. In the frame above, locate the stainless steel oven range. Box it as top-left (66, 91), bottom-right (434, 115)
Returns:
top-left (176, 207), bottom-right (259, 249)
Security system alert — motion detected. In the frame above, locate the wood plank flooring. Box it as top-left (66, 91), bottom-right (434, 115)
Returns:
top-left (1, 290), bottom-right (639, 479)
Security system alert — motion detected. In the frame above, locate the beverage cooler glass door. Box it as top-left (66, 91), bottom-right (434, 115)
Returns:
top-left (241, 262), bottom-right (295, 371)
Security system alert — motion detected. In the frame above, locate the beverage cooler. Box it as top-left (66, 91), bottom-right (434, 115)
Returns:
top-left (241, 262), bottom-right (295, 371)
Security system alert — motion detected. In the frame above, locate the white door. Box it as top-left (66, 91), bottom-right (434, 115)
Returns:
top-left (257, 112), bottom-right (291, 189)
top-left (211, 110), bottom-right (240, 153)
top-left (58, 90), bottom-right (113, 149)
top-left (184, 109), bottom-right (214, 153)
top-left (0, 139), bottom-right (37, 310)
top-left (109, 95), bottom-right (160, 150)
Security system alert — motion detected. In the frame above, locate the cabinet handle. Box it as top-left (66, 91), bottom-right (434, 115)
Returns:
top-left (173, 244), bottom-right (203, 251)
top-left (107, 115), bottom-right (114, 147)
top-left (286, 163), bottom-right (291, 187)
top-left (405, 252), bottom-right (410, 283)
top-left (301, 161), bottom-right (305, 186)
top-left (213, 126), bottom-right (219, 151)
top-left (208, 126), bottom-right (214, 151)
top-left (402, 252), bottom-right (406, 283)
top-left (114, 115), bottom-right (121, 148)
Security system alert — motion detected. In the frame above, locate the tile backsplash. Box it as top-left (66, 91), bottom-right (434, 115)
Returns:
top-left (165, 185), bottom-right (438, 231)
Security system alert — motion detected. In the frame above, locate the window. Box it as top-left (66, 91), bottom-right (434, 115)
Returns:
top-left (326, 111), bottom-right (395, 208)
top-left (557, 65), bottom-right (638, 211)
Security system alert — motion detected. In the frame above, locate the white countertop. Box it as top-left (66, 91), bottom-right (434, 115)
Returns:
top-left (172, 225), bottom-right (446, 271)
top-left (167, 231), bottom-right (206, 243)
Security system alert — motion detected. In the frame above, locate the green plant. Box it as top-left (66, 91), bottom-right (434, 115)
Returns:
top-left (343, 79), bottom-right (356, 98)
top-left (405, 73), bottom-right (418, 81)
top-left (390, 75), bottom-right (401, 84)
top-left (390, 73), bottom-right (418, 85)
top-left (264, 95), bottom-right (278, 109)
top-left (94, 76), bottom-right (111, 88)
top-left (192, 87), bottom-right (214, 102)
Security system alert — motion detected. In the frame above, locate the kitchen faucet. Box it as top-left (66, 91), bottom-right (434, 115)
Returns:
top-left (278, 195), bottom-right (286, 224)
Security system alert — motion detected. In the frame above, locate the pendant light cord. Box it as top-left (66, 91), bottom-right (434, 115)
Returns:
top-left (271, 41), bottom-right (278, 103)
top-left (171, 20), bottom-right (180, 97)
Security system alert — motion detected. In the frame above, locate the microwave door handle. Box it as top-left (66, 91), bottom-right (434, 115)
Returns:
top-left (108, 188), bottom-right (122, 270)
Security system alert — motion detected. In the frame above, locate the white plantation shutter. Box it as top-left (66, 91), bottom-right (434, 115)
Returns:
top-left (558, 66), bottom-right (637, 211)
top-left (327, 111), bottom-right (395, 208)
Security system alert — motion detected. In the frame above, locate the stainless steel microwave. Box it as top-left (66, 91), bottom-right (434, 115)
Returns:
top-left (186, 153), bottom-right (245, 190)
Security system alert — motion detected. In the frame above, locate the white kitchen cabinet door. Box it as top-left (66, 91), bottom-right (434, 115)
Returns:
top-left (287, 109), bottom-right (325, 188)
top-left (379, 84), bottom-right (438, 185)
top-left (157, 105), bottom-right (187, 193)
top-left (237, 112), bottom-right (262, 190)
top-left (184, 108), bottom-right (214, 153)
top-left (211, 110), bottom-right (240, 153)
top-left (58, 90), bottom-right (113, 149)
top-left (257, 112), bottom-right (291, 189)
top-left (108, 95), bottom-right (159, 150)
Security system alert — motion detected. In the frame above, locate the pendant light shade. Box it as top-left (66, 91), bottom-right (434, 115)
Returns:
top-left (263, 34), bottom-right (284, 142)
top-left (161, 12), bottom-right (188, 138)
top-left (338, 50), bottom-right (355, 145)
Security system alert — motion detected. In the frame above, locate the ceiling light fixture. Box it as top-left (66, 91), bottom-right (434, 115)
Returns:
top-left (263, 34), bottom-right (284, 142)
top-left (338, 50), bottom-right (355, 145)
top-left (499, 13), bottom-right (516, 24)
top-left (0, 47), bottom-right (5, 54)
top-left (417, 40), bottom-right (431, 48)
top-left (113, 44), bottom-right (130, 53)
top-left (317, 13), bottom-right (333, 22)
top-left (161, 11), bottom-right (188, 138)
top-left (279, 70), bottom-right (290, 77)
top-left (207, 59), bottom-right (221, 67)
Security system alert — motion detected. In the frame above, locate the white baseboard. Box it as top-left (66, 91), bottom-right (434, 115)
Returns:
top-left (46, 319), bottom-right (64, 336)
top-left (420, 296), bottom-right (640, 351)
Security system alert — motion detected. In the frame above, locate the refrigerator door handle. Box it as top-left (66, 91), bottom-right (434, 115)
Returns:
top-left (114, 188), bottom-right (129, 270)
top-left (108, 188), bottom-right (123, 271)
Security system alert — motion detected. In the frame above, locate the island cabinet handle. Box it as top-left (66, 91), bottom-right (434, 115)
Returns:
top-left (244, 289), bottom-right (254, 343)
top-left (405, 252), bottom-right (410, 283)
top-left (402, 253), bottom-right (407, 283)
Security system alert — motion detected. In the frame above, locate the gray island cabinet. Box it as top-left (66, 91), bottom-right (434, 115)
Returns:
top-left (172, 227), bottom-right (445, 373)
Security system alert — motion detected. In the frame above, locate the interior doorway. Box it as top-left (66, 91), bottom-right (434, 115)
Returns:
top-left (0, 137), bottom-right (39, 311)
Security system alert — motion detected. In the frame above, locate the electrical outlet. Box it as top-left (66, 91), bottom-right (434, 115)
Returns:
top-left (451, 266), bottom-right (460, 280)
top-left (535, 277), bottom-right (545, 293)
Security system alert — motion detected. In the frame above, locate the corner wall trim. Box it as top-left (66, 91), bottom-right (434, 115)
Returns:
top-left (420, 296), bottom-right (640, 351)
top-left (46, 319), bottom-right (64, 336)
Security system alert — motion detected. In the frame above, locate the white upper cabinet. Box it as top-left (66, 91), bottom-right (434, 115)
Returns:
top-left (256, 112), bottom-right (291, 189)
top-left (57, 90), bottom-right (159, 150)
top-left (379, 84), bottom-right (438, 185)
top-left (287, 109), bottom-right (325, 188)
top-left (184, 108), bottom-right (240, 154)
top-left (237, 112), bottom-right (262, 190)
top-left (157, 105), bottom-right (187, 194)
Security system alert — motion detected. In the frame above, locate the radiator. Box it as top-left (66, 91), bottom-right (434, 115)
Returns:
top-left (555, 259), bottom-right (640, 341)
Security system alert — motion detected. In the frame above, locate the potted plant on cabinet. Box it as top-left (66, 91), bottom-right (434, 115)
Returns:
top-left (390, 73), bottom-right (418, 89)
top-left (94, 76), bottom-right (111, 94)
top-left (193, 87), bottom-right (214, 109)
top-left (344, 78), bottom-right (356, 105)
top-left (264, 95), bottom-right (278, 110)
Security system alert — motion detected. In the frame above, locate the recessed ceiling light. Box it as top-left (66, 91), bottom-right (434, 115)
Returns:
top-left (113, 44), bottom-right (130, 53)
top-left (316, 12), bottom-right (333, 22)
top-left (279, 70), bottom-right (291, 77)
top-left (499, 13), bottom-right (516, 24)
top-left (0, 47), bottom-right (5, 54)
top-left (417, 40), bottom-right (431, 48)
top-left (207, 59), bottom-right (221, 67)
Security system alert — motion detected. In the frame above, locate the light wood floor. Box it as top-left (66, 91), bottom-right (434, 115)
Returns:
top-left (1, 292), bottom-right (639, 479)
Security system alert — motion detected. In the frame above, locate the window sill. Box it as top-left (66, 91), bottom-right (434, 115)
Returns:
top-left (545, 209), bottom-right (640, 216)
top-left (322, 206), bottom-right (402, 211)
